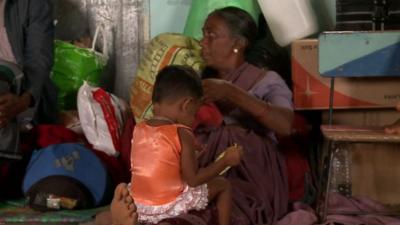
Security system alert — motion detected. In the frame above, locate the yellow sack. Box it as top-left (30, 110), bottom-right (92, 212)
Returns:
top-left (130, 33), bottom-right (204, 122)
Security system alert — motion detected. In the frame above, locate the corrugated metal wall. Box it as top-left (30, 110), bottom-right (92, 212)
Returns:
top-left (53, 0), bottom-right (150, 101)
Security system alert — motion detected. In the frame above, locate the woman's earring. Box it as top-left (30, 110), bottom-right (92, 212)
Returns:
top-left (233, 48), bottom-right (238, 53)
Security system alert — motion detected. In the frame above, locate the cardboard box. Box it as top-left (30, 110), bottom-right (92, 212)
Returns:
top-left (291, 39), bottom-right (400, 110)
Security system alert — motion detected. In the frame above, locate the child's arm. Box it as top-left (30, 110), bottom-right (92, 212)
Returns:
top-left (179, 128), bottom-right (242, 187)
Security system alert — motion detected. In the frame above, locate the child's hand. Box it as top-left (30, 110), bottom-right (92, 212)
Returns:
top-left (223, 144), bottom-right (243, 166)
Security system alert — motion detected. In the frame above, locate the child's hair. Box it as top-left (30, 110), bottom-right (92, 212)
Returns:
top-left (152, 65), bottom-right (203, 103)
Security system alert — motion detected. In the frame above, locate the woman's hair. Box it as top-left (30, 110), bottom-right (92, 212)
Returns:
top-left (152, 65), bottom-right (203, 103)
top-left (208, 6), bottom-right (257, 51)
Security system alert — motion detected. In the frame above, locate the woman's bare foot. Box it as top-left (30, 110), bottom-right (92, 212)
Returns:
top-left (110, 183), bottom-right (138, 225)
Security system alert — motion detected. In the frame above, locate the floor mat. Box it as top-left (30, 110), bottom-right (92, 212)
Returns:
top-left (0, 199), bottom-right (107, 223)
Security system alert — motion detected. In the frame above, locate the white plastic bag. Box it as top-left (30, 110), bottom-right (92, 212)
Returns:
top-left (77, 82), bottom-right (129, 156)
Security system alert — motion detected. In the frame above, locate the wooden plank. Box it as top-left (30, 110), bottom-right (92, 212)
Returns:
top-left (321, 125), bottom-right (400, 143)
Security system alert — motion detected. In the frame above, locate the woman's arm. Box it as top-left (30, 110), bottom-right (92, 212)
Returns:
top-left (179, 128), bottom-right (242, 187)
top-left (203, 79), bottom-right (294, 136)
top-left (227, 84), bottom-right (293, 136)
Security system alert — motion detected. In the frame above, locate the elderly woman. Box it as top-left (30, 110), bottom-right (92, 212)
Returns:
top-left (194, 6), bottom-right (293, 224)
top-left (108, 6), bottom-right (293, 225)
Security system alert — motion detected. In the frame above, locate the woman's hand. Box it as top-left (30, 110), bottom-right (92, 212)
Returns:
top-left (202, 79), bottom-right (232, 103)
top-left (0, 92), bottom-right (31, 128)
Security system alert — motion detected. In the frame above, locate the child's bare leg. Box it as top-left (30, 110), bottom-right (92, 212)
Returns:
top-left (207, 177), bottom-right (232, 225)
top-left (110, 183), bottom-right (138, 225)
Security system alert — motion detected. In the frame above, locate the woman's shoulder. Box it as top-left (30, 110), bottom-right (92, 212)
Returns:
top-left (250, 68), bottom-right (293, 108)
top-left (255, 70), bottom-right (289, 90)
top-left (243, 63), bottom-right (285, 84)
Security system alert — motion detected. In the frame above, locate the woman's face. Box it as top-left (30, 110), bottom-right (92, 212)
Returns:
top-left (200, 15), bottom-right (237, 68)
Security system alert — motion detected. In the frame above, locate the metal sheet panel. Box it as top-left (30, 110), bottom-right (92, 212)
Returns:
top-left (53, 0), bottom-right (150, 100)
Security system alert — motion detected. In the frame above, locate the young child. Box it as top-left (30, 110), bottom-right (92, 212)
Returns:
top-left (122, 65), bottom-right (243, 225)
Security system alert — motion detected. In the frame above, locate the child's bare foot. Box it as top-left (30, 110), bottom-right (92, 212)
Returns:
top-left (111, 183), bottom-right (138, 225)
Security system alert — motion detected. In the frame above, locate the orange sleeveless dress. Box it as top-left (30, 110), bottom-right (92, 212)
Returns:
top-left (130, 122), bottom-right (208, 224)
